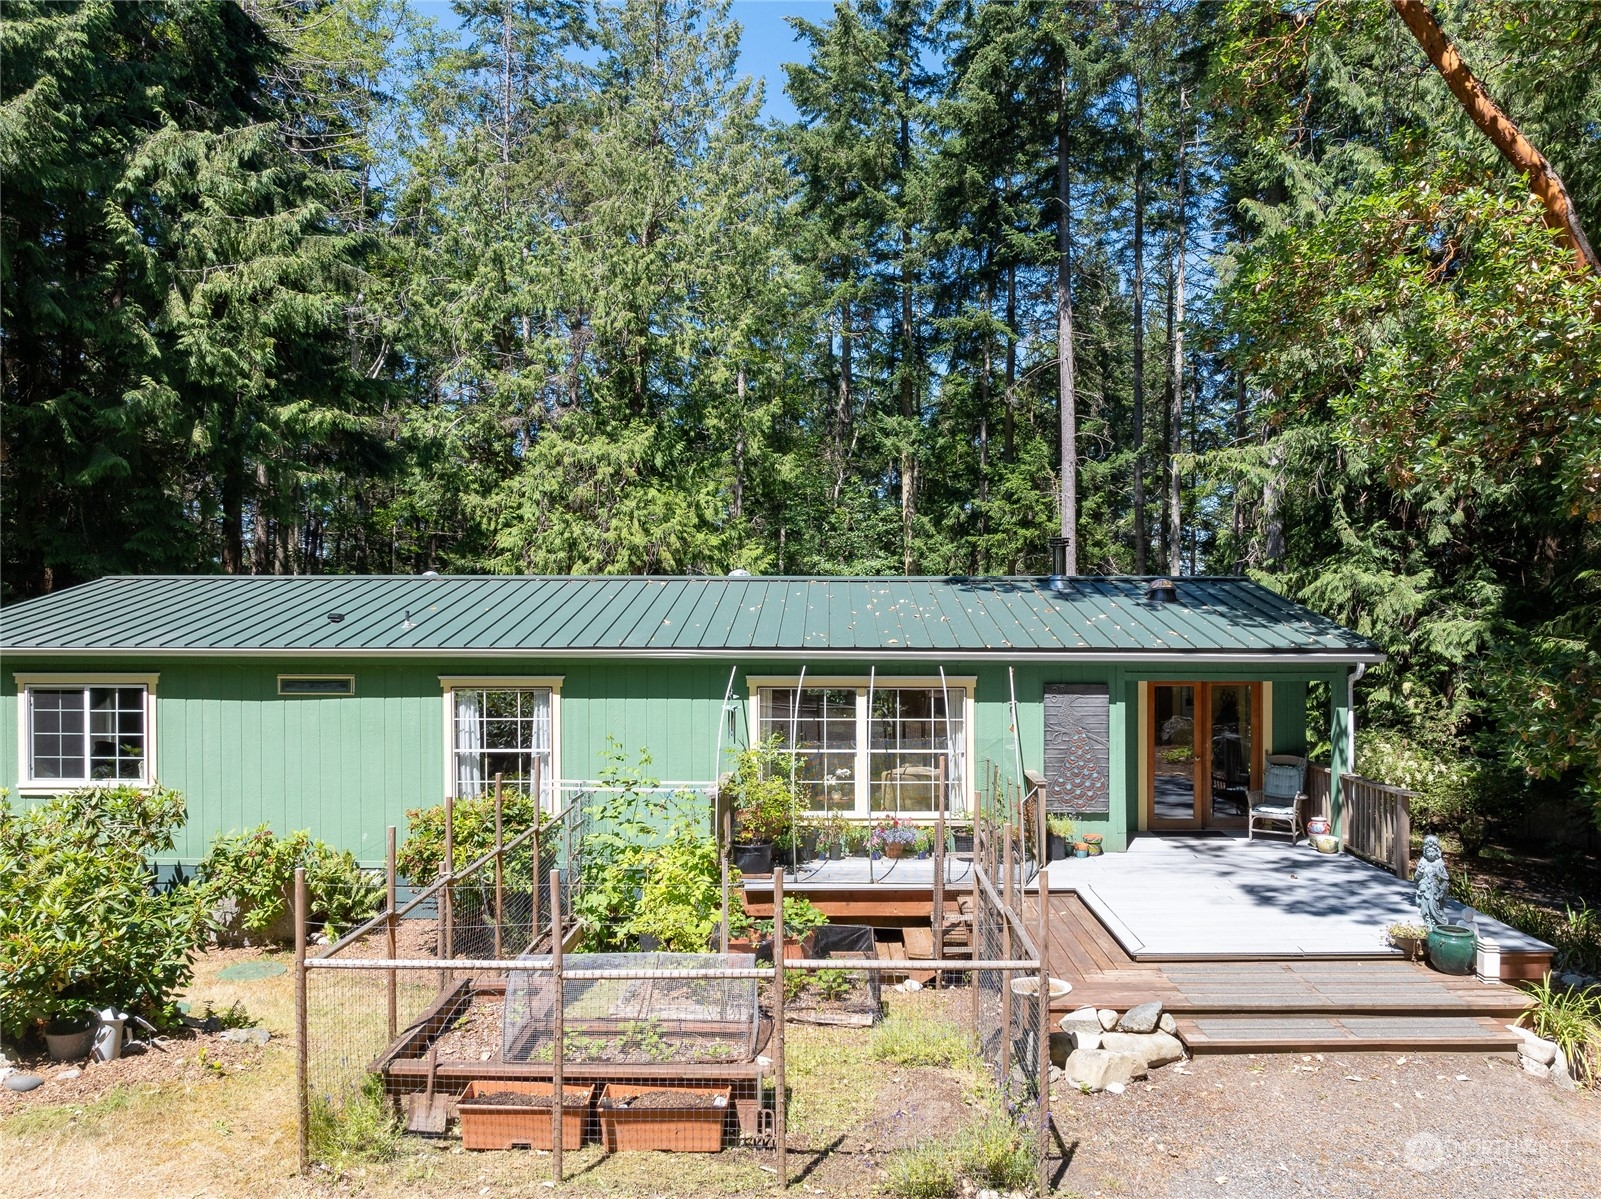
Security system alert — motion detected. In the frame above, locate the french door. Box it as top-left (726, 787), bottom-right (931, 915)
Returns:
top-left (1147, 682), bottom-right (1261, 830)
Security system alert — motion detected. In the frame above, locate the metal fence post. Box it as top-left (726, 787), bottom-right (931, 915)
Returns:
top-left (934, 758), bottom-right (946, 989)
top-left (530, 760), bottom-right (542, 953)
top-left (550, 869), bottom-right (564, 1184)
top-left (386, 826), bottom-right (397, 1041)
top-left (442, 792), bottom-right (455, 967)
top-left (721, 805), bottom-right (732, 954)
top-left (772, 868), bottom-right (787, 1187)
top-left (294, 866), bottom-right (309, 1174)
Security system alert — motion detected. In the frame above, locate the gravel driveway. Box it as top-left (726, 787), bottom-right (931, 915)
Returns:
top-left (1048, 1048), bottom-right (1598, 1199)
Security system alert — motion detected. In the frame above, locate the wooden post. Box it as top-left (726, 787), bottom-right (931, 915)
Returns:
top-left (772, 868), bottom-right (787, 1187)
top-left (385, 826), bottom-right (397, 1042)
top-left (550, 869), bottom-right (564, 1184)
top-left (442, 792), bottom-right (455, 963)
top-left (493, 773), bottom-right (504, 961)
top-left (530, 760), bottom-right (542, 952)
top-left (933, 758), bottom-right (947, 989)
top-left (1000, 826), bottom-right (1013, 1092)
top-left (720, 805), bottom-right (732, 953)
top-left (294, 866), bottom-right (309, 1174)
top-left (1396, 793), bottom-right (1412, 880)
top-left (1036, 868), bottom-right (1051, 1198)
top-left (970, 855), bottom-right (982, 1050)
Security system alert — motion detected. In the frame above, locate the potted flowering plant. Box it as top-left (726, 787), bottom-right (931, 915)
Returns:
top-left (867, 818), bottom-right (920, 860)
top-left (722, 737), bottom-right (797, 876)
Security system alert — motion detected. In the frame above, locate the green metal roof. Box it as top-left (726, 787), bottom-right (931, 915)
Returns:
top-left (0, 575), bottom-right (1382, 662)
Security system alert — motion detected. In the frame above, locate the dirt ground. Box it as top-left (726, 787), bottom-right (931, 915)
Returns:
top-left (1, 949), bottom-right (1595, 1199)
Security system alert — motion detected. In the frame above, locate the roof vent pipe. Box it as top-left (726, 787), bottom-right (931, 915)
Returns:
top-left (1146, 578), bottom-right (1179, 605)
top-left (1047, 537), bottom-right (1073, 592)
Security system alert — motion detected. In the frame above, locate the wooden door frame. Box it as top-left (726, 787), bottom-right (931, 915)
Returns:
top-left (1143, 681), bottom-right (1264, 831)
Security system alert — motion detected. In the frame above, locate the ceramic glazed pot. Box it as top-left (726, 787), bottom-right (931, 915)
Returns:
top-left (1427, 924), bottom-right (1477, 975)
top-left (1307, 817), bottom-right (1331, 838)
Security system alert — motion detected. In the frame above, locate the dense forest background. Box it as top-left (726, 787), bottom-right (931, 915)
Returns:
top-left (2, 0), bottom-right (1598, 825)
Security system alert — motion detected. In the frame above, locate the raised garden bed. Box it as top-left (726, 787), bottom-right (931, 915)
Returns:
top-left (598, 1082), bottom-right (731, 1152)
top-left (458, 1080), bottom-right (596, 1150)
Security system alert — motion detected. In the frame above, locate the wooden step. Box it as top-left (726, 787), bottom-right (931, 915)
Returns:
top-left (1175, 1014), bottom-right (1522, 1055)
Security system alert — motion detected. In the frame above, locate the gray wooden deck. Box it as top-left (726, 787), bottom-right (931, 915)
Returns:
top-left (740, 855), bottom-right (974, 891)
top-left (1041, 834), bottom-right (1552, 960)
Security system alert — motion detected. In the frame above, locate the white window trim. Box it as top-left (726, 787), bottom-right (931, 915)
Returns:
top-left (277, 673), bottom-right (356, 697)
top-left (746, 675), bottom-right (976, 819)
top-left (14, 672), bottom-right (159, 794)
top-left (438, 676), bottom-right (563, 809)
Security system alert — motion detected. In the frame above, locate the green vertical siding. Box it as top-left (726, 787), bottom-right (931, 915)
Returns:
top-left (3, 653), bottom-right (1342, 865)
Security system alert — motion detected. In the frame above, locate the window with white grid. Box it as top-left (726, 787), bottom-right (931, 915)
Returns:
top-left (451, 687), bottom-right (553, 801)
top-left (25, 685), bottom-right (149, 784)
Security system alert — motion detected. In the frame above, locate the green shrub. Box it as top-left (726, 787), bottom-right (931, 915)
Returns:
top-left (883, 1144), bottom-right (958, 1198)
top-left (758, 895), bottom-right (829, 942)
top-left (1359, 727), bottom-right (1521, 855)
top-left (882, 1111), bottom-right (1035, 1197)
top-left (1520, 973), bottom-right (1601, 1087)
top-left (1451, 869), bottom-right (1601, 977)
top-left (394, 791), bottom-right (549, 884)
top-left (872, 1012), bottom-right (974, 1068)
top-left (0, 785), bottom-right (210, 1039)
top-left (197, 826), bottom-right (382, 939)
top-left (307, 1075), bottom-right (402, 1166)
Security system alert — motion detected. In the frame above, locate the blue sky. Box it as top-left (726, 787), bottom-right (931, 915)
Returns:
top-left (414, 1), bottom-right (830, 123)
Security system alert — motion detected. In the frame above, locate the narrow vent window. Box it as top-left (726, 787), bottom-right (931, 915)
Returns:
top-left (278, 675), bottom-right (355, 697)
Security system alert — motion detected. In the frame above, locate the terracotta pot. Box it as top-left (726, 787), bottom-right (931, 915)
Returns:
top-left (884, 842), bottom-right (906, 860)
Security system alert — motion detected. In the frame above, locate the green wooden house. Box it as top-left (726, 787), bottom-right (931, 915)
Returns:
top-left (0, 574), bottom-right (1380, 867)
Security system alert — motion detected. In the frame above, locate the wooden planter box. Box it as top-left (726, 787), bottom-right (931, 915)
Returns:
top-left (598, 1083), bottom-right (731, 1153)
top-left (458, 1080), bottom-right (596, 1151)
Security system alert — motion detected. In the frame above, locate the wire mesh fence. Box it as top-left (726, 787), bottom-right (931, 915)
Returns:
top-left (297, 815), bottom-right (1054, 1192)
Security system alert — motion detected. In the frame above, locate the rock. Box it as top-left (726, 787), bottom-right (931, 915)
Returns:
top-left (1551, 1049), bottom-right (1576, 1092)
top-left (1104, 1081), bottom-right (1125, 1095)
top-left (1520, 1055), bottom-right (1550, 1077)
top-left (1048, 1032), bottom-right (1075, 1068)
top-left (3, 1073), bottom-right (44, 1093)
top-left (1071, 1030), bottom-right (1103, 1053)
top-left (55, 1068), bottom-right (81, 1081)
top-left (977, 1190), bottom-right (1000, 1199)
top-left (1048, 1064), bottom-right (1064, 1083)
top-left (1099, 1030), bottom-right (1186, 1070)
top-left (1559, 972), bottom-right (1584, 988)
top-left (1062, 1048), bottom-right (1147, 1092)
top-left (1097, 1009), bottom-right (1119, 1031)
top-left (903, 979), bottom-right (923, 992)
top-left (1059, 1006), bottom-right (1101, 1038)
top-left (1158, 1013), bottom-right (1177, 1034)
top-left (219, 1027), bottom-right (270, 1046)
top-left (1116, 1001), bottom-right (1164, 1034)
top-left (1516, 1036), bottom-right (1558, 1067)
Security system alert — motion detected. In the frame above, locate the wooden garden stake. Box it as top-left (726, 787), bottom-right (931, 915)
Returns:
top-left (550, 869), bottom-right (564, 1184)
top-left (1037, 868), bottom-right (1051, 1198)
top-left (530, 759), bottom-right (542, 952)
top-left (493, 773), bottom-right (504, 961)
top-left (294, 866), bottom-right (308, 1174)
top-left (933, 757), bottom-right (946, 989)
top-left (386, 826), bottom-right (397, 1041)
top-left (772, 868), bottom-right (787, 1187)
top-left (1001, 826), bottom-right (1013, 1090)
top-left (970, 853), bottom-right (982, 1050)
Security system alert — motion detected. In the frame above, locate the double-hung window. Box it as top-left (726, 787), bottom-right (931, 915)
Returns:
top-left (753, 679), bottom-right (969, 817)
top-left (442, 678), bottom-right (559, 806)
top-left (19, 676), bottom-right (155, 787)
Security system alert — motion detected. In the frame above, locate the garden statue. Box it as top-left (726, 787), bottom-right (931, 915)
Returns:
top-left (1413, 834), bottom-right (1450, 929)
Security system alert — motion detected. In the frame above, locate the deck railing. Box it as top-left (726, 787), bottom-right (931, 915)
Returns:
top-left (1306, 763), bottom-right (1413, 878)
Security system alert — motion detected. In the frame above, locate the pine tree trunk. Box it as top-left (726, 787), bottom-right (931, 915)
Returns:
top-left (1056, 69), bottom-right (1078, 574)
top-left (834, 298), bottom-right (852, 504)
top-left (1164, 95), bottom-right (1187, 578)
top-left (732, 363), bottom-right (746, 522)
top-left (1004, 265), bottom-right (1017, 461)
top-left (1131, 75), bottom-right (1147, 574)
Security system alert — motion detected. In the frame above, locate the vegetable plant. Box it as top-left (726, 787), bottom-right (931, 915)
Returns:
top-left (757, 895), bottom-right (829, 942)
top-left (395, 791), bottom-right (551, 884)
top-left (722, 736), bottom-right (797, 845)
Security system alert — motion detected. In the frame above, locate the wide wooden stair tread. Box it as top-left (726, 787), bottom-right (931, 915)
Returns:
top-left (1176, 1014), bottom-right (1521, 1053)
